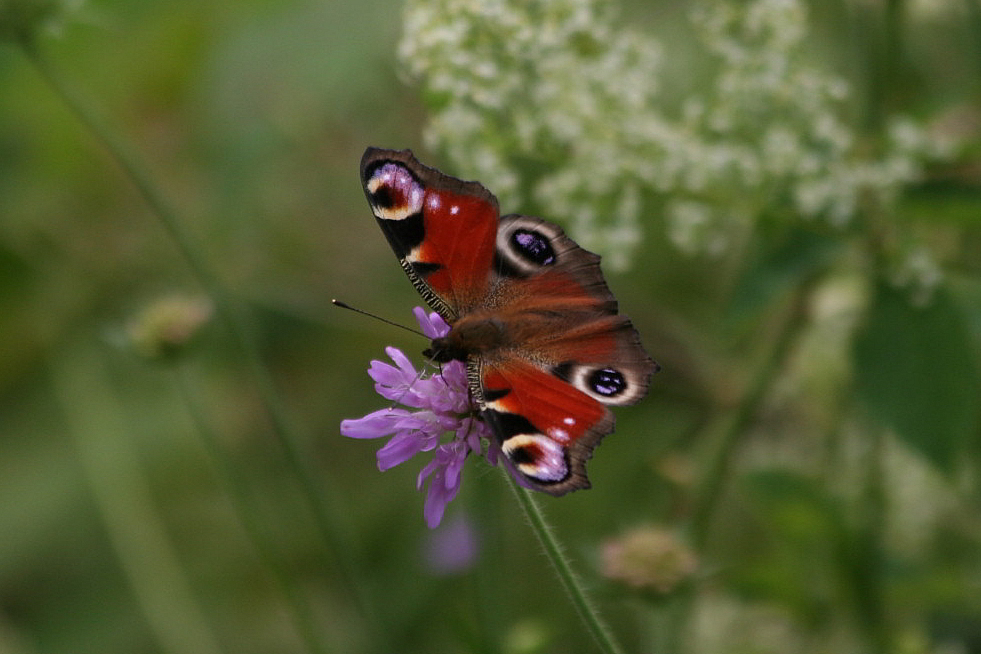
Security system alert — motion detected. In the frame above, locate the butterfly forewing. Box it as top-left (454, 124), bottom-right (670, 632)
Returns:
top-left (361, 148), bottom-right (500, 320)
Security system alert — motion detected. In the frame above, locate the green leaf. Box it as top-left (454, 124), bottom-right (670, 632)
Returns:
top-left (733, 470), bottom-right (847, 615)
top-left (743, 469), bottom-right (846, 542)
top-left (727, 228), bottom-right (840, 323)
top-left (854, 283), bottom-right (981, 471)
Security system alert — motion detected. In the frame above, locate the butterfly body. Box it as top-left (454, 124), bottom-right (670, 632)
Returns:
top-left (361, 147), bottom-right (658, 494)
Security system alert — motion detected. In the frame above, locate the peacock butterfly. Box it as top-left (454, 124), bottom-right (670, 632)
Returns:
top-left (360, 147), bottom-right (658, 494)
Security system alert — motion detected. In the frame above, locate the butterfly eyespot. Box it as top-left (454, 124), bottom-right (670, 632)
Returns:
top-left (495, 215), bottom-right (565, 276)
top-left (501, 434), bottom-right (568, 483)
top-left (589, 367), bottom-right (627, 397)
top-left (552, 361), bottom-right (648, 406)
top-left (511, 229), bottom-right (556, 266)
top-left (365, 162), bottom-right (424, 222)
top-left (508, 444), bottom-right (536, 465)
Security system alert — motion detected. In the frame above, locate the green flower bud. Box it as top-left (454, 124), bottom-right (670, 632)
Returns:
top-left (126, 295), bottom-right (214, 361)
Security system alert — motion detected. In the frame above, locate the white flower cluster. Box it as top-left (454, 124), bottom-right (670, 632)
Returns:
top-left (399, 0), bottom-right (664, 270)
top-left (890, 242), bottom-right (946, 307)
top-left (398, 0), bottom-right (951, 275)
top-left (668, 0), bottom-right (936, 254)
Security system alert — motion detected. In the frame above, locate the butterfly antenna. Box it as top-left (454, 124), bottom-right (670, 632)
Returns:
top-left (333, 299), bottom-right (436, 407)
top-left (332, 299), bottom-right (427, 338)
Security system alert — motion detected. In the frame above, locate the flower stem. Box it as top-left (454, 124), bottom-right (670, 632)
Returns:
top-left (52, 347), bottom-right (226, 654)
top-left (174, 365), bottom-right (331, 654)
top-left (506, 474), bottom-right (628, 654)
top-left (664, 278), bottom-right (817, 651)
top-left (689, 283), bottom-right (813, 550)
top-left (850, 423), bottom-right (889, 654)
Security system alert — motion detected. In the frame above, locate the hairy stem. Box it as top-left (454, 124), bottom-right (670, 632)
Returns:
top-left (507, 475), bottom-right (628, 654)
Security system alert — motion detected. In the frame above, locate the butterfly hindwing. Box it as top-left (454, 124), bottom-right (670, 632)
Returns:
top-left (478, 358), bottom-right (614, 494)
top-left (360, 147), bottom-right (500, 320)
top-left (541, 315), bottom-right (657, 407)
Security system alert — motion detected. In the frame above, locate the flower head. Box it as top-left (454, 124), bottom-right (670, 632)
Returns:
top-left (601, 525), bottom-right (698, 595)
top-left (126, 294), bottom-right (214, 361)
top-left (341, 307), bottom-right (496, 528)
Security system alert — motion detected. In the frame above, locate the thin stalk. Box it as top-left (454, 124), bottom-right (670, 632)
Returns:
top-left (52, 348), bottom-right (226, 654)
top-left (968, 0), bottom-right (981, 81)
top-left (663, 280), bottom-right (816, 653)
top-left (689, 284), bottom-right (813, 551)
top-left (18, 38), bottom-right (388, 648)
top-left (848, 424), bottom-right (889, 654)
top-left (17, 41), bottom-right (302, 503)
top-left (506, 475), bottom-right (628, 654)
top-left (174, 366), bottom-right (331, 654)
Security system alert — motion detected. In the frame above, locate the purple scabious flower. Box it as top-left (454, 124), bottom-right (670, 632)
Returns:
top-left (341, 307), bottom-right (497, 528)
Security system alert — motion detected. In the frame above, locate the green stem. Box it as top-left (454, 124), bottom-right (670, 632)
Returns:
top-left (19, 38), bottom-right (388, 649)
top-left (652, 287), bottom-right (812, 654)
top-left (849, 424), bottom-right (889, 654)
top-left (52, 348), bottom-right (226, 654)
top-left (174, 366), bottom-right (331, 654)
top-left (18, 42), bottom-right (296, 477)
top-left (506, 475), bottom-right (628, 654)
top-left (662, 281), bottom-right (816, 653)
top-left (689, 284), bottom-right (813, 551)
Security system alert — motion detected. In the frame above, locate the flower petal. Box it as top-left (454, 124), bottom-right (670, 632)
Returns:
top-left (417, 456), bottom-right (440, 490)
top-left (367, 359), bottom-right (409, 388)
top-left (340, 408), bottom-right (410, 439)
top-left (385, 346), bottom-right (417, 376)
top-left (377, 431), bottom-right (427, 470)
top-left (443, 450), bottom-right (465, 489)
top-left (439, 360), bottom-right (468, 388)
top-left (392, 411), bottom-right (450, 439)
top-left (414, 306), bottom-right (451, 339)
top-left (423, 467), bottom-right (462, 529)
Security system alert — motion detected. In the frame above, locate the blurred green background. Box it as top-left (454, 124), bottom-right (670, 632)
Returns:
top-left (1, 0), bottom-right (981, 653)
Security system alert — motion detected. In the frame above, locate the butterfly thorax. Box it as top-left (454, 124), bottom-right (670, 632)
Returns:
top-left (424, 314), bottom-right (508, 363)
top-left (424, 309), bottom-right (575, 364)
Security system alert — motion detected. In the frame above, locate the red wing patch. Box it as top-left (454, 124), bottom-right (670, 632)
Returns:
top-left (416, 187), bottom-right (497, 312)
top-left (361, 147), bottom-right (500, 318)
top-left (479, 359), bottom-right (613, 495)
